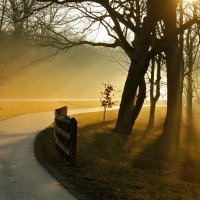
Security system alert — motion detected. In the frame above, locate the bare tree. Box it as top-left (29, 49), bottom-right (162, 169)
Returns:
top-left (33, 0), bottom-right (200, 135)
top-left (0, 0), bottom-right (8, 36)
top-left (147, 54), bottom-right (163, 128)
top-left (183, 2), bottom-right (200, 123)
top-left (0, 0), bottom-right (61, 84)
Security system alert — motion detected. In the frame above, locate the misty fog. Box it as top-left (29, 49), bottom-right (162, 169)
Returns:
top-left (0, 40), bottom-right (126, 100)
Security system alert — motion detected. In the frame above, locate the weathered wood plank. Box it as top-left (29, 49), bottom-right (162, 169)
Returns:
top-left (69, 118), bottom-right (77, 166)
top-left (55, 126), bottom-right (70, 140)
top-left (55, 139), bottom-right (70, 156)
top-left (55, 106), bottom-right (67, 116)
top-left (55, 113), bottom-right (71, 123)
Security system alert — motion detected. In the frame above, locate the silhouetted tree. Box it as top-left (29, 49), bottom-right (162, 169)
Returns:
top-left (35, 0), bottom-right (200, 134)
top-left (147, 54), bottom-right (162, 128)
top-left (183, 2), bottom-right (200, 123)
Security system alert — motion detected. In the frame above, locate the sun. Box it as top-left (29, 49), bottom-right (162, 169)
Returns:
top-left (184, 0), bottom-right (198, 3)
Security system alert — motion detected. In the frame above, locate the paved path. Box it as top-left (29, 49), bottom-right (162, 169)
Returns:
top-left (0, 105), bottom-right (167, 200)
top-left (0, 107), bottom-right (111, 200)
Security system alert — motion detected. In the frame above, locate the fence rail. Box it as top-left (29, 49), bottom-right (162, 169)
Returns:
top-left (54, 106), bottom-right (77, 166)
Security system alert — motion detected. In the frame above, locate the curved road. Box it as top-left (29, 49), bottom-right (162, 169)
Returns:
top-left (0, 107), bottom-right (112, 200)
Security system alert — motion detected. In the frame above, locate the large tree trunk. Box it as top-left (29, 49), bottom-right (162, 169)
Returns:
top-left (165, 53), bottom-right (183, 130)
top-left (148, 58), bottom-right (156, 128)
top-left (186, 27), bottom-right (195, 124)
top-left (186, 4), bottom-right (199, 123)
top-left (148, 99), bottom-right (156, 128)
top-left (114, 1), bottom-right (160, 133)
top-left (115, 61), bottom-right (147, 133)
top-left (163, 3), bottom-right (183, 134)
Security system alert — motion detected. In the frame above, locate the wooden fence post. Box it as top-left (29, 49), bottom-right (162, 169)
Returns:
top-left (70, 118), bottom-right (77, 166)
top-left (55, 106), bottom-right (67, 116)
top-left (54, 107), bottom-right (77, 166)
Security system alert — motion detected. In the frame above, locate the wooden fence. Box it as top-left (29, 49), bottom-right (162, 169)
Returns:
top-left (54, 106), bottom-right (77, 166)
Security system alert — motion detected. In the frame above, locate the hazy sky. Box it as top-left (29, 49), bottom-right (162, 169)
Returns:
top-left (0, 46), bottom-right (126, 99)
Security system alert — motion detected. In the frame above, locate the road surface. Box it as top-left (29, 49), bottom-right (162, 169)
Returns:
top-left (0, 107), bottom-right (113, 200)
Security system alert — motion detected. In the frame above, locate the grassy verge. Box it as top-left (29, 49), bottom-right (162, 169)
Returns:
top-left (35, 108), bottom-right (200, 200)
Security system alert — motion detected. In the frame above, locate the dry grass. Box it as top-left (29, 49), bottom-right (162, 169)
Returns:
top-left (0, 100), bottom-right (101, 121)
top-left (35, 106), bottom-right (200, 200)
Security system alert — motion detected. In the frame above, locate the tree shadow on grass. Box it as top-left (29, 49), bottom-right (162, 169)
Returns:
top-left (77, 120), bottom-right (130, 165)
top-left (132, 124), bottom-right (182, 176)
top-left (132, 120), bottom-right (200, 184)
top-left (179, 122), bottom-right (200, 184)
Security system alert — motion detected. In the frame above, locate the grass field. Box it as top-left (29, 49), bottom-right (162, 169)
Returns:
top-left (35, 106), bottom-right (200, 200)
top-left (0, 100), bottom-right (102, 121)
